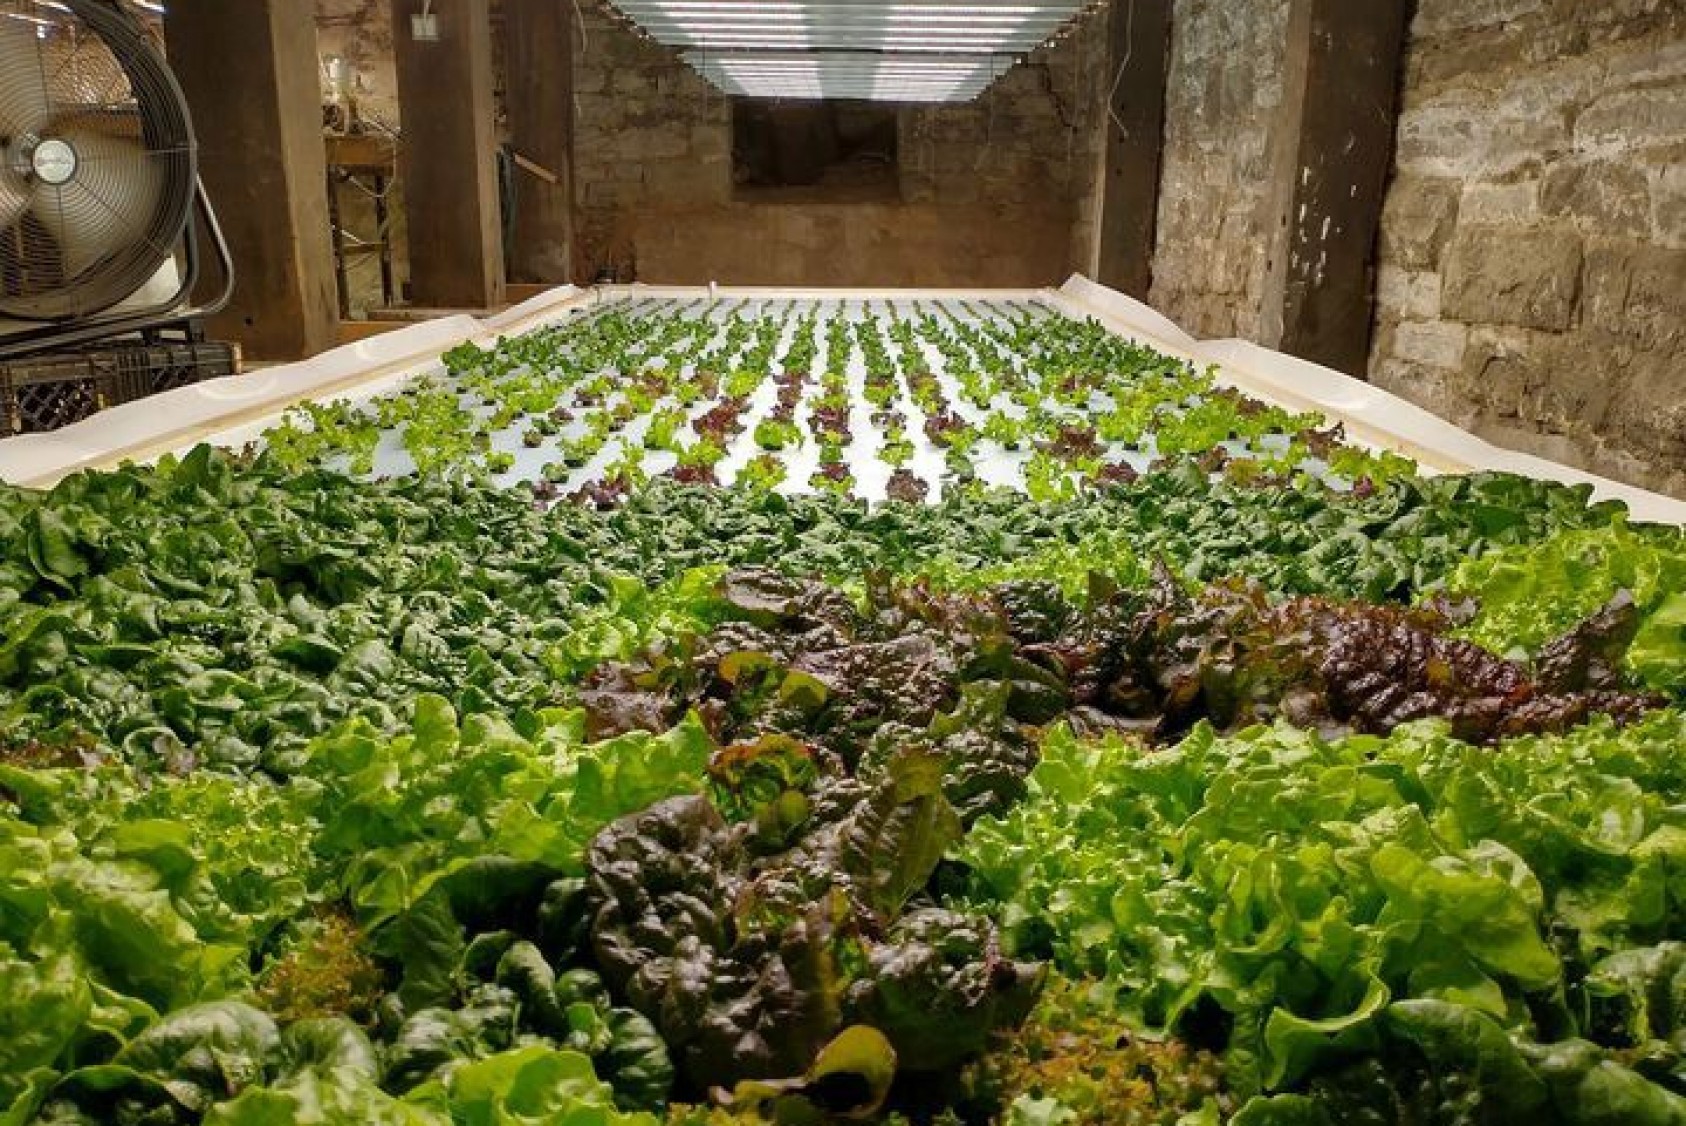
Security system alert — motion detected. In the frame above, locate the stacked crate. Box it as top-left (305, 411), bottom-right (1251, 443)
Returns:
top-left (0, 341), bottom-right (239, 435)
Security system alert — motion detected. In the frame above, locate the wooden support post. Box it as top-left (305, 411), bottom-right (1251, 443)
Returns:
top-left (503, 0), bottom-right (575, 285)
top-left (1261, 0), bottom-right (1409, 374)
top-left (1095, 0), bottom-right (1172, 300)
top-left (164, 0), bottom-right (338, 360)
top-left (390, 0), bottom-right (505, 309)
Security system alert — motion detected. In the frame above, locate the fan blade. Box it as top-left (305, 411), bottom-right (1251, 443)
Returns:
top-left (0, 18), bottom-right (52, 139)
top-left (0, 167), bottom-right (28, 230)
top-left (29, 126), bottom-right (162, 277)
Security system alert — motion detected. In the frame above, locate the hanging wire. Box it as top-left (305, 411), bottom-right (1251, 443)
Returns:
top-left (1105, 0), bottom-right (1137, 136)
top-left (974, 78), bottom-right (998, 172)
top-left (343, 175), bottom-right (396, 202)
top-left (572, 0), bottom-right (591, 129)
top-left (1062, 14), bottom-right (1085, 176)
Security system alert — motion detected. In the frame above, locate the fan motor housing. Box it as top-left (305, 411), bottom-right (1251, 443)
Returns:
top-left (29, 138), bottom-right (78, 186)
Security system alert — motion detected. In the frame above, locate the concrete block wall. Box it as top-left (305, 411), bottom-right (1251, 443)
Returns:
top-left (1367, 0), bottom-right (1686, 497)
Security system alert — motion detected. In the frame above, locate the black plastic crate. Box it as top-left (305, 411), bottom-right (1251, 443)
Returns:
top-left (1, 341), bottom-right (239, 436)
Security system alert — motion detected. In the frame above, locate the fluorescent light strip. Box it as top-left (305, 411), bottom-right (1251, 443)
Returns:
top-left (706, 65), bottom-right (998, 79)
top-left (625, 6), bottom-right (1059, 18)
top-left (719, 84), bottom-right (986, 101)
top-left (714, 78), bottom-right (982, 87)
top-left (636, 1), bottom-right (1069, 12)
top-left (623, 12), bottom-right (1059, 27)
top-left (627, 20), bottom-right (1051, 33)
top-left (644, 23), bottom-right (1055, 38)
top-left (618, 10), bottom-right (1063, 41)
top-left (713, 79), bottom-right (988, 86)
top-left (692, 48), bottom-right (1001, 62)
top-left (616, 0), bottom-right (1084, 31)
top-left (669, 39), bottom-right (1045, 52)
top-left (615, 1), bottom-right (1097, 102)
top-left (702, 62), bottom-right (1001, 72)
top-left (703, 83), bottom-right (975, 102)
top-left (711, 68), bottom-right (988, 75)
top-left (642, 8), bottom-right (1074, 19)
top-left (655, 31), bottom-right (1047, 43)
top-left (688, 48), bottom-right (1004, 102)
top-left (706, 64), bottom-right (991, 73)
top-left (689, 51), bottom-right (1003, 64)
top-left (629, 17), bottom-right (1063, 35)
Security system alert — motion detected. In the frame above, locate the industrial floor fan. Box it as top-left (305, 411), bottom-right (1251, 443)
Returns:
top-left (0, 0), bottom-right (234, 433)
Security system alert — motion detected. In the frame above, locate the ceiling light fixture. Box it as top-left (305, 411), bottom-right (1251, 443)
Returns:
top-left (603, 0), bottom-right (1098, 103)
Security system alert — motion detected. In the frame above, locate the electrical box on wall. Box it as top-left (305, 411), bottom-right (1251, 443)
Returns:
top-left (410, 11), bottom-right (439, 41)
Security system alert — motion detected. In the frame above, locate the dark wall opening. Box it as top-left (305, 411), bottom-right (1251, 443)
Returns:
top-left (731, 100), bottom-right (899, 203)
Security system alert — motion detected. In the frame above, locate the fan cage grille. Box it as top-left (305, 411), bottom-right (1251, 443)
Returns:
top-left (0, 0), bottom-right (197, 321)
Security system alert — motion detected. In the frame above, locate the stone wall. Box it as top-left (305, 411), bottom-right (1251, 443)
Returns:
top-left (1143, 0), bottom-right (1686, 496)
top-left (567, 4), bottom-right (730, 281)
top-left (1148, 0), bottom-right (1292, 339)
top-left (1368, 0), bottom-right (1686, 497)
top-left (571, 2), bottom-right (1108, 285)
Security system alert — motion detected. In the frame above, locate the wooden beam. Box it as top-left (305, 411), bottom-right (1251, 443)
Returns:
top-left (1261, 0), bottom-right (1409, 374)
top-left (512, 152), bottom-right (560, 186)
top-left (503, 0), bottom-right (576, 284)
top-left (164, 0), bottom-right (338, 360)
top-left (1094, 0), bottom-right (1172, 300)
top-left (390, 0), bottom-right (506, 308)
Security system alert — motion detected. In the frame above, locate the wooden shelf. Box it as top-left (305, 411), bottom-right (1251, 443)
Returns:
top-left (325, 132), bottom-right (397, 173)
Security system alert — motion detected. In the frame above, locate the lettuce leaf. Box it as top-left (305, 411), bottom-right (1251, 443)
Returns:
top-left (962, 711), bottom-right (1686, 1099)
top-left (1449, 523), bottom-right (1686, 696)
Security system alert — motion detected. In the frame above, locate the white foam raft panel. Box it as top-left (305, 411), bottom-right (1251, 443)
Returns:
top-left (1, 276), bottom-right (1681, 527)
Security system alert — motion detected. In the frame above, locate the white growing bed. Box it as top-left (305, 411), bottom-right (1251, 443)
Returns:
top-left (2, 276), bottom-right (1682, 526)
